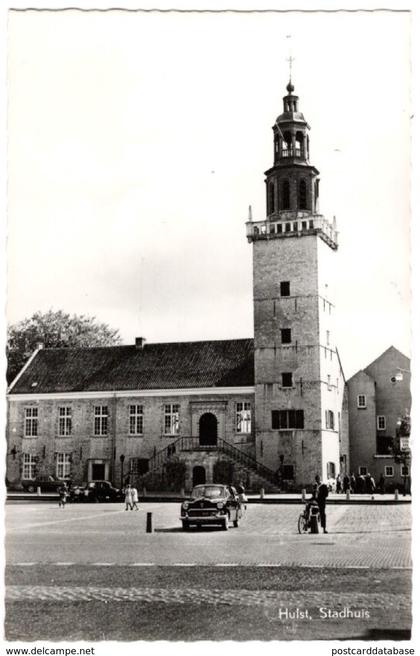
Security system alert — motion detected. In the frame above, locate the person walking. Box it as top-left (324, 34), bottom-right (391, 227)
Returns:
top-left (365, 472), bottom-right (376, 496)
top-left (314, 474), bottom-right (329, 534)
top-left (131, 484), bottom-right (140, 511)
top-left (356, 473), bottom-right (366, 494)
top-left (124, 483), bottom-right (133, 511)
top-left (336, 473), bottom-right (342, 494)
top-left (350, 473), bottom-right (356, 494)
top-left (58, 482), bottom-right (68, 509)
top-left (378, 474), bottom-right (385, 494)
top-left (343, 473), bottom-right (350, 494)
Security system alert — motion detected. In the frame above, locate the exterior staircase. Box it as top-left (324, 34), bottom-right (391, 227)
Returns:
top-left (140, 436), bottom-right (280, 492)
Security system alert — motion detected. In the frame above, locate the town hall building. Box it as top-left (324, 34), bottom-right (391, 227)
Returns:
top-left (6, 78), bottom-right (355, 492)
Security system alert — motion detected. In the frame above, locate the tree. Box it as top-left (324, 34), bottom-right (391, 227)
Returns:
top-left (7, 310), bottom-right (122, 384)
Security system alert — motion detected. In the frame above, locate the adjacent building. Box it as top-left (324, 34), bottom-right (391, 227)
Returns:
top-left (348, 346), bottom-right (411, 490)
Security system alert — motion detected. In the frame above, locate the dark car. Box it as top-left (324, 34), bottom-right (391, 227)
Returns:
top-left (180, 484), bottom-right (243, 531)
top-left (21, 475), bottom-right (63, 493)
top-left (81, 480), bottom-right (124, 503)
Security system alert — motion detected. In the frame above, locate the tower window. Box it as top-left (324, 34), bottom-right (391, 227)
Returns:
top-left (272, 410), bottom-right (304, 429)
top-left (377, 415), bottom-right (386, 430)
top-left (281, 373), bottom-right (293, 388)
top-left (281, 180), bottom-right (290, 210)
top-left (298, 179), bottom-right (307, 210)
top-left (295, 132), bottom-right (304, 156)
top-left (280, 281), bottom-right (290, 296)
top-left (282, 465), bottom-right (294, 480)
top-left (281, 329), bottom-right (291, 344)
top-left (268, 182), bottom-right (275, 214)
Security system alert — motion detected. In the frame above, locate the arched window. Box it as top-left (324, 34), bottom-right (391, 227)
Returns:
top-left (295, 132), bottom-right (304, 157)
top-left (269, 182), bottom-right (275, 214)
top-left (282, 131), bottom-right (292, 156)
top-left (281, 180), bottom-right (290, 210)
top-left (306, 135), bottom-right (310, 159)
top-left (298, 179), bottom-right (307, 210)
top-left (274, 134), bottom-right (280, 156)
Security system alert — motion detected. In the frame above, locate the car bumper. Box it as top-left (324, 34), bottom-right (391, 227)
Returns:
top-left (180, 514), bottom-right (227, 524)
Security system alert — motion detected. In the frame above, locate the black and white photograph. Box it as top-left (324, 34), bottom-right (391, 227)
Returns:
top-left (2, 1), bottom-right (414, 650)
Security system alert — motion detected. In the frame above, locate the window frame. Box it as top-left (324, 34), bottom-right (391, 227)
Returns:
top-left (236, 402), bottom-right (252, 434)
top-left (129, 405), bottom-right (144, 436)
top-left (384, 465), bottom-right (394, 477)
top-left (58, 406), bottom-right (72, 437)
top-left (164, 403), bottom-right (180, 436)
top-left (272, 409), bottom-right (304, 430)
top-left (377, 415), bottom-right (386, 431)
top-left (94, 405), bottom-right (109, 436)
top-left (281, 372), bottom-right (293, 388)
top-left (22, 453), bottom-right (37, 480)
top-left (280, 281), bottom-right (290, 297)
top-left (280, 328), bottom-right (292, 344)
top-left (357, 394), bottom-right (367, 409)
top-left (56, 453), bottom-right (71, 479)
top-left (24, 407), bottom-right (38, 437)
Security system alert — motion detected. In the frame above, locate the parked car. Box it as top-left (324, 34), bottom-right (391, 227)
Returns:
top-left (68, 483), bottom-right (86, 502)
top-left (80, 480), bottom-right (124, 503)
top-left (21, 475), bottom-right (63, 493)
top-left (180, 484), bottom-right (243, 531)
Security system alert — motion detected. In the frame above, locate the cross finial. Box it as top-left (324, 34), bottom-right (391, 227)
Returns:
top-left (287, 54), bottom-right (294, 82)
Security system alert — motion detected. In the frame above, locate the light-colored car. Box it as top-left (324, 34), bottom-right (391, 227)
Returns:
top-left (180, 484), bottom-right (243, 531)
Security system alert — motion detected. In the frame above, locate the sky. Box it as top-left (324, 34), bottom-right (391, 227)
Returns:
top-left (6, 9), bottom-right (411, 379)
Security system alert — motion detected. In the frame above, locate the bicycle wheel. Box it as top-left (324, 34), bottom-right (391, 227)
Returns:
top-left (298, 514), bottom-right (307, 534)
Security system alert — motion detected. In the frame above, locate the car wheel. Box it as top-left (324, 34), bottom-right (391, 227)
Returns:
top-left (27, 485), bottom-right (35, 493)
top-left (221, 517), bottom-right (229, 530)
top-left (182, 520), bottom-right (190, 531)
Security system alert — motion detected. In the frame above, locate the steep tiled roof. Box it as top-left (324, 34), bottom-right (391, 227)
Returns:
top-left (9, 339), bottom-right (255, 394)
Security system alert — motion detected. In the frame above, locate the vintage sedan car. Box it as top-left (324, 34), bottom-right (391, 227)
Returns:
top-left (81, 481), bottom-right (124, 503)
top-left (180, 484), bottom-right (242, 530)
top-left (21, 475), bottom-right (63, 493)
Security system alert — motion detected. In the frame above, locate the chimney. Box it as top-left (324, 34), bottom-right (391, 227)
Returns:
top-left (135, 337), bottom-right (146, 349)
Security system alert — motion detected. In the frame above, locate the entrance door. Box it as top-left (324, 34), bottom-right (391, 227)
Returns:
top-left (91, 463), bottom-right (105, 480)
top-left (199, 413), bottom-right (218, 446)
top-left (192, 465), bottom-right (206, 487)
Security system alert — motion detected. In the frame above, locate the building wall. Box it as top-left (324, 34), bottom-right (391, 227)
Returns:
top-left (6, 391), bottom-right (255, 488)
top-left (252, 232), bottom-right (345, 487)
top-left (348, 348), bottom-right (411, 488)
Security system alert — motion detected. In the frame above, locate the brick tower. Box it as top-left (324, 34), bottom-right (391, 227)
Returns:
top-left (246, 78), bottom-right (346, 488)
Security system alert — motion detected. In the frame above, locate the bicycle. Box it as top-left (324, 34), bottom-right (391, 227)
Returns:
top-left (298, 501), bottom-right (320, 534)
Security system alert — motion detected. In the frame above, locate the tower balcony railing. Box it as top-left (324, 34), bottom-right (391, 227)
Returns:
top-left (246, 214), bottom-right (338, 249)
top-left (278, 148), bottom-right (306, 160)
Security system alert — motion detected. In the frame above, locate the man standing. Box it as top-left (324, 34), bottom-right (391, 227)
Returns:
top-left (314, 474), bottom-right (329, 534)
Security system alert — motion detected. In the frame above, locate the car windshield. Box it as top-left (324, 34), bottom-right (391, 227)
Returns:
top-left (191, 485), bottom-right (225, 499)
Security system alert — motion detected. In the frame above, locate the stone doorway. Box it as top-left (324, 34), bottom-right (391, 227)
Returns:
top-left (192, 465), bottom-right (206, 486)
top-left (91, 463), bottom-right (105, 480)
top-left (199, 412), bottom-right (218, 446)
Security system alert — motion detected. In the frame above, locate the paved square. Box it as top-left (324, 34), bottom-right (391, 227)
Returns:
top-left (5, 501), bottom-right (412, 641)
